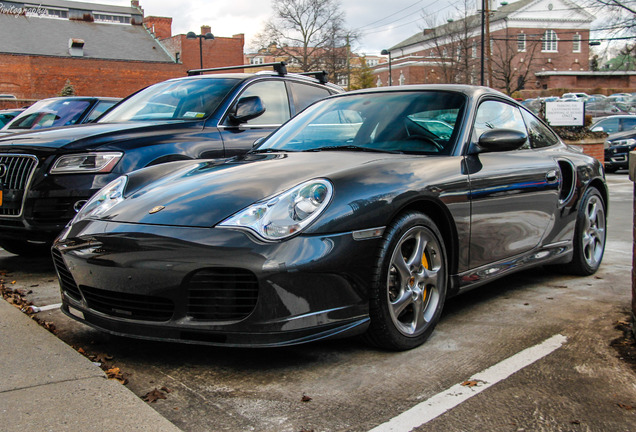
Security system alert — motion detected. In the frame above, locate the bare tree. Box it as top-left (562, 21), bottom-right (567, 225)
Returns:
top-left (580, 1), bottom-right (636, 70)
top-left (421, 1), bottom-right (477, 84)
top-left (257, 0), bottom-right (351, 73)
top-left (489, 31), bottom-right (543, 95)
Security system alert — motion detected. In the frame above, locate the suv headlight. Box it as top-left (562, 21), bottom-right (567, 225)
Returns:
top-left (219, 179), bottom-right (333, 241)
top-left (50, 152), bottom-right (122, 174)
top-left (611, 138), bottom-right (636, 147)
top-left (73, 176), bottom-right (127, 223)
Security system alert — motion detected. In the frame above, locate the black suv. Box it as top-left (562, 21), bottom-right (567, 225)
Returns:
top-left (0, 63), bottom-right (342, 255)
top-left (604, 129), bottom-right (636, 173)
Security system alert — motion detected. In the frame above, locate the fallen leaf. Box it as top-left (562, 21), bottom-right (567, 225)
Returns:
top-left (161, 386), bottom-right (172, 393)
top-left (105, 367), bottom-right (128, 385)
top-left (301, 394), bottom-right (312, 402)
top-left (143, 388), bottom-right (168, 403)
top-left (461, 380), bottom-right (481, 387)
top-left (618, 403), bottom-right (634, 411)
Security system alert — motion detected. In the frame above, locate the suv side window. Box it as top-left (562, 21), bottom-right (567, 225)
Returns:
top-left (86, 100), bottom-right (118, 122)
top-left (621, 117), bottom-right (636, 131)
top-left (521, 109), bottom-right (559, 149)
top-left (235, 80), bottom-right (290, 126)
top-left (473, 100), bottom-right (528, 149)
top-left (289, 82), bottom-right (332, 114)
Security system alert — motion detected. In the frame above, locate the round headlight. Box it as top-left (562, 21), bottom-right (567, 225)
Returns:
top-left (219, 179), bottom-right (333, 241)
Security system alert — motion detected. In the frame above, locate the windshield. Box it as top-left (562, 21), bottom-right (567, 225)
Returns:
top-left (7, 99), bottom-right (91, 130)
top-left (98, 78), bottom-right (240, 123)
top-left (256, 91), bottom-right (465, 155)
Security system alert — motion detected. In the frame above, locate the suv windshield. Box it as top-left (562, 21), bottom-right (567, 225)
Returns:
top-left (98, 78), bottom-right (240, 123)
top-left (257, 91), bottom-right (465, 155)
top-left (7, 99), bottom-right (91, 130)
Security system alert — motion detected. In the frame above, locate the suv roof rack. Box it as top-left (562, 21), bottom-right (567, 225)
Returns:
top-left (295, 71), bottom-right (328, 84)
top-left (187, 62), bottom-right (288, 76)
top-left (187, 63), bottom-right (331, 85)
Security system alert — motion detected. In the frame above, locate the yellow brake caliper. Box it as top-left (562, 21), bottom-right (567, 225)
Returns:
top-left (421, 251), bottom-right (429, 301)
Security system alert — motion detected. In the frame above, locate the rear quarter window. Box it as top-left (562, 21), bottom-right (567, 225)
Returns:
top-left (289, 82), bottom-right (332, 114)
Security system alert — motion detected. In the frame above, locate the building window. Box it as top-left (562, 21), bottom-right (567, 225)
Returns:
top-left (376, 76), bottom-right (383, 87)
top-left (25, 5), bottom-right (68, 19)
top-left (472, 41), bottom-right (477, 58)
top-left (573, 33), bottom-right (581, 53)
top-left (456, 46), bottom-right (461, 60)
top-left (399, 71), bottom-right (405, 86)
top-left (542, 30), bottom-right (558, 52)
top-left (250, 57), bottom-right (264, 65)
top-left (517, 33), bottom-right (526, 52)
top-left (367, 58), bottom-right (379, 67)
top-left (94, 13), bottom-right (131, 24)
top-left (442, 48), bottom-right (448, 58)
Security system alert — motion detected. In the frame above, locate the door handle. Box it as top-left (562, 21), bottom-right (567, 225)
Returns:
top-left (546, 170), bottom-right (559, 183)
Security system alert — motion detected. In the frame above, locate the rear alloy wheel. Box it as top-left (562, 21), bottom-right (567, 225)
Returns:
top-left (566, 187), bottom-right (606, 275)
top-left (366, 212), bottom-right (447, 350)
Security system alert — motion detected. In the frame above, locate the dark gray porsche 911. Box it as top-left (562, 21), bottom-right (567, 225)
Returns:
top-left (52, 85), bottom-right (607, 350)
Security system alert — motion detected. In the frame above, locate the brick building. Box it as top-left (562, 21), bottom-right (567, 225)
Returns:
top-left (0, 0), bottom-right (244, 103)
top-left (375, 0), bottom-right (597, 95)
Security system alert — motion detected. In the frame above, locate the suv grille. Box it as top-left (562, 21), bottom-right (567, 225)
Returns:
top-left (187, 268), bottom-right (259, 321)
top-left (0, 154), bottom-right (38, 217)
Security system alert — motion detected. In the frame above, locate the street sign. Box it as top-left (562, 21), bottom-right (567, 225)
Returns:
top-left (545, 101), bottom-right (585, 127)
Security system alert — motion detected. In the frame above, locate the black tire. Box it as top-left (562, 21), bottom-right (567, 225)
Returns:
top-left (0, 239), bottom-right (51, 257)
top-left (364, 212), bottom-right (448, 350)
top-left (564, 186), bottom-right (606, 275)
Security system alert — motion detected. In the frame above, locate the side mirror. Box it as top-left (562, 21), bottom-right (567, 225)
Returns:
top-left (469, 129), bottom-right (527, 154)
top-left (229, 96), bottom-right (266, 125)
top-left (252, 136), bottom-right (266, 148)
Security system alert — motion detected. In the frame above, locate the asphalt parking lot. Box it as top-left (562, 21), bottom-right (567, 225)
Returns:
top-left (2, 173), bottom-right (635, 432)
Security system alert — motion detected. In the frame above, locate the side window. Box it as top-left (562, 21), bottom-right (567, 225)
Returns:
top-left (597, 117), bottom-right (619, 133)
top-left (521, 109), bottom-right (559, 149)
top-left (86, 100), bottom-right (118, 122)
top-left (621, 117), bottom-right (636, 131)
top-left (473, 100), bottom-right (528, 149)
top-left (235, 80), bottom-right (290, 126)
top-left (289, 82), bottom-right (331, 114)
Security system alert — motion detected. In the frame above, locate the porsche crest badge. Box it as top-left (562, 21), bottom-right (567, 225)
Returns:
top-left (149, 205), bottom-right (165, 214)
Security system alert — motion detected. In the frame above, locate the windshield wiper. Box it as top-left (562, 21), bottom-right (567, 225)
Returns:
top-left (302, 145), bottom-right (402, 154)
top-left (250, 148), bottom-right (289, 154)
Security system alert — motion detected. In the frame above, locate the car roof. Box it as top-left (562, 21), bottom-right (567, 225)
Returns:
top-left (333, 84), bottom-right (514, 102)
top-left (168, 72), bottom-right (344, 93)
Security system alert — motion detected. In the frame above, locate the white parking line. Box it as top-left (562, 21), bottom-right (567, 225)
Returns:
top-left (368, 334), bottom-right (567, 432)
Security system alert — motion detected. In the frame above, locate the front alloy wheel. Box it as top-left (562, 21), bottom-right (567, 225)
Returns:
top-left (365, 212), bottom-right (447, 350)
top-left (387, 226), bottom-right (443, 337)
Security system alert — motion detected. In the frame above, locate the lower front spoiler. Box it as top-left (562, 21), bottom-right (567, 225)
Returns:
top-left (61, 303), bottom-right (370, 348)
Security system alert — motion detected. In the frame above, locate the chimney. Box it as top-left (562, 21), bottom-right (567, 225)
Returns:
top-left (69, 38), bottom-right (85, 57)
top-left (201, 25), bottom-right (211, 36)
top-left (131, 0), bottom-right (144, 15)
top-left (143, 16), bottom-right (172, 39)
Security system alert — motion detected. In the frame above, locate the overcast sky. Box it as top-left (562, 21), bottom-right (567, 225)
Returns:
top-left (91, 0), bottom-right (472, 55)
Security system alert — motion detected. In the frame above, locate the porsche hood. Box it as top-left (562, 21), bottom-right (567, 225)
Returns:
top-left (103, 152), bottom-right (405, 228)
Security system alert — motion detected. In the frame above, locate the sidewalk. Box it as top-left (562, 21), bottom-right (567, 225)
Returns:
top-left (0, 299), bottom-right (181, 432)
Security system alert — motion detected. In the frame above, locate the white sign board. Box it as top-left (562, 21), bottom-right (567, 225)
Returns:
top-left (545, 101), bottom-right (585, 127)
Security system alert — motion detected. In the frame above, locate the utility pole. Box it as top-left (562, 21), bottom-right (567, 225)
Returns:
top-left (485, 0), bottom-right (493, 87)
top-left (346, 34), bottom-right (351, 91)
top-left (480, 0), bottom-right (485, 85)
